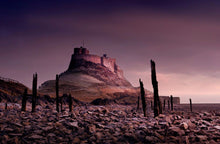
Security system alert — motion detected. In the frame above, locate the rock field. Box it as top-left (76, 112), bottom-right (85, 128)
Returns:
top-left (0, 103), bottom-right (220, 144)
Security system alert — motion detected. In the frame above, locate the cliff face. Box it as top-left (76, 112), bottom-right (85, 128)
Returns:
top-left (39, 47), bottom-right (152, 102)
top-left (66, 59), bottom-right (130, 87)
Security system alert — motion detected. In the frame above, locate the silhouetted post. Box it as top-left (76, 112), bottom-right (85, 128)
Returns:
top-left (139, 79), bottom-right (146, 117)
top-left (32, 73), bottom-right (37, 112)
top-left (21, 88), bottom-right (28, 111)
top-left (137, 96), bottom-right (140, 111)
top-left (69, 94), bottom-right (72, 112)
top-left (170, 95), bottom-right (173, 111)
top-left (5, 102), bottom-right (7, 110)
top-left (60, 95), bottom-right (63, 112)
top-left (151, 101), bottom-right (153, 110)
top-left (189, 98), bottom-right (192, 112)
top-left (168, 100), bottom-right (170, 110)
top-left (56, 74), bottom-right (59, 112)
top-left (163, 99), bottom-right (166, 111)
top-left (151, 60), bottom-right (161, 117)
top-left (159, 101), bottom-right (163, 114)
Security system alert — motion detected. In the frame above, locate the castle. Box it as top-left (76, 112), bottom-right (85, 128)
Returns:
top-left (68, 47), bottom-right (124, 78)
top-left (159, 96), bottom-right (180, 104)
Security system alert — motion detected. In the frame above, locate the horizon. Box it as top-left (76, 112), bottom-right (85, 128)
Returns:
top-left (1, 1), bottom-right (220, 103)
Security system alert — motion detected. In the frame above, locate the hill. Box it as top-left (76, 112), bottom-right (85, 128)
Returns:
top-left (39, 47), bottom-right (153, 103)
top-left (0, 77), bottom-right (29, 102)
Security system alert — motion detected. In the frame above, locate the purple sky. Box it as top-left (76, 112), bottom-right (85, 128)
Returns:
top-left (1, 1), bottom-right (220, 103)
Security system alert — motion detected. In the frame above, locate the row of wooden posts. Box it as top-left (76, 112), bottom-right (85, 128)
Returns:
top-left (16, 59), bottom-right (193, 116)
top-left (20, 74), bottom-right (73, 113)
top-left (138, 60), bottom-right (193, 117)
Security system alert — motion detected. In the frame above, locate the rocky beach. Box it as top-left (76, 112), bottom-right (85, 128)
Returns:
top-left (1, 102), bottom-right (220, 144)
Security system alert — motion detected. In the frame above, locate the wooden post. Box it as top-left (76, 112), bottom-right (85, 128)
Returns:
top-left (56, 74), bottom-right (59, 112)
top-left (60, 95), bottom-right (63, 112)
top-left (168, 100), bottom-right (170, 110)
top-left (139, 79), bottom-right (146, 117)
top-left (69, 94), bottom-right (72, 112)
top-left (163, 99), bottom-right (166, 111)
top-left (32, 73), bottom-right (37, 112)
top-left (189, 98), bottom-right (192, 112)
top-left (151, 101), bottom-right (153, 110)
top-left (21, 88), bottom-right (28, 111)
top-left (170, 95), bottom-right (173, 111)
top-left (151, 60), bottom-right (161, 117)
top-left (159, 101), bottom-right (163, 114)
top-left (5, 102), bottom-right (7, 110)
top-left (137, 96), bottom-right (140, 111)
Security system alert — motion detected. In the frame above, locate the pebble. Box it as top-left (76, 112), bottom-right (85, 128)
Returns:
top-left (0, 103), bottom-right (219, 143)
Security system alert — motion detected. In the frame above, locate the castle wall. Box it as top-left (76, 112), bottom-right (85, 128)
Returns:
top-left (73, 54), bottom-right (101, 65)
top-left (159, 96), bottom-right (180, 104)
top-left (69, 47), bottom-right (124, 77)
top-left (173, 97), bottom-right (180, 104)
top-left (101, 57), bottom-right (116, 72)
top-left (114, 64), bottom-right (124, 78)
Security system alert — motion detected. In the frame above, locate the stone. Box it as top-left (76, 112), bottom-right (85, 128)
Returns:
top-left (0, 102), bottom-right (219, 144)
top-left (158, 114), bottom-right (166, 118)
top-left (72, 137), bottom-right (81, 143)
top-left (180, 122), bottom-right (188, 130)
top-left (95, 132), bottom-right (102, 140)
top-left (48, 133), bottom-right (56, 137)
top-left (195, 135), bottom-right (208, 141)
top-left (42, 126), bottom-right (53, 131)
top-left (145, 136), bottom-right (158, 142)
top-left (29, 134), bottom-right (44, 139)
top-left (182, 119), bottom-right (196, 129)
top-left (12, 122), bottom-right (23, 127)
top-left (158, 119), bottom-right (168, 124)
top-left (154, 132), bottom-right (164, 141)
top-left (169, 126), bottom-right (185, 136)
top-left (68, 122), bottom-right (78, 128)
top-left (184, 136), bottom-right (190, 144)
top-left (88, 125), bottom-right (96, 134)
top-left (214, 126), bottom-right (220, 130)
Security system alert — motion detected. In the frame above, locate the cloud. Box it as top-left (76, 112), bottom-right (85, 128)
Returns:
top-left (1, 1), bottom-right (220, 102)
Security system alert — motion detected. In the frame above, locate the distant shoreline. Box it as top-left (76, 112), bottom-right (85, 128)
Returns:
top-left (180, 103), bottom-right (220, 104)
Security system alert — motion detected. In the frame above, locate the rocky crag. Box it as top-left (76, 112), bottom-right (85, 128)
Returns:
top-left (39, 47), bottom-right (152, 103)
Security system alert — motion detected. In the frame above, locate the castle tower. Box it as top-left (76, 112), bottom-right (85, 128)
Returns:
top-left (74, 46), bottom-right (89, 55)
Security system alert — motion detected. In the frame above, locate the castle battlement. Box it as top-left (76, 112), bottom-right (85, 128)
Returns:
top-left (74, 46), bottom-right (89, 55)
top-left (68, 47), bottom-right (124, 78)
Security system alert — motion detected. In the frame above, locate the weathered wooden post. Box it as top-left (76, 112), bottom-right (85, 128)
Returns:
top-left (69, 94), bottom-right (72, 112)
top-left (159, 102), bottom-right (163, 114)
top-left (60, 95), bottom-right (63, 112)
top-left (21, 88), bottom-right (28, 111)
top-left (139, 79), bottom-right (146, 117)
top-left (163, 99), bottom-right (166, 111)
top-left (32, 73), bottom-right (37, 112)
top-left (189, 98), bottom-right (192, 112)
top-left (151, 101), bottom-right (153, 110)
top-left (137, 96), bottom-right (140, 111)
top-left (170, 95), bottom-right (173, 111)
top-left (56, 74), bottom-right (59, 112)
top-left (168, 100), bottom-right (170, 110)
top-left (5, 102), bottom-right (7, 110)
top-left (151, 60), bottom-right (161, 117)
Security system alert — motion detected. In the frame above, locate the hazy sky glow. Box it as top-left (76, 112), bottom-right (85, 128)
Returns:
top-left (1, 0), bottom-right (220, 103)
